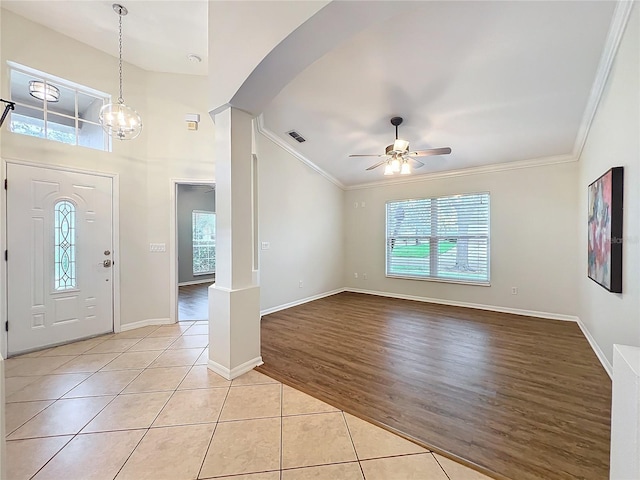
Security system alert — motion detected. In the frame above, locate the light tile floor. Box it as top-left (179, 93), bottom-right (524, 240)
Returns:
top-left (4, 322), bottom-right (491, 480)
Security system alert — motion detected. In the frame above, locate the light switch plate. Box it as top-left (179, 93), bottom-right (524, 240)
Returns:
top-left (150, 243), bottom-right (166, 253)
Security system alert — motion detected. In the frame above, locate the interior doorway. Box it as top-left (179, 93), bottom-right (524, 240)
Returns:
top-left (175, 183), bottom-right (215, 322)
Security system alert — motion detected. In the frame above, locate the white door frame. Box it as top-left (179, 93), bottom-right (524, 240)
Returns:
top-left (169, 178), bottom-right (215, 324)
top-left (1, 158), bottom-right (121, 358)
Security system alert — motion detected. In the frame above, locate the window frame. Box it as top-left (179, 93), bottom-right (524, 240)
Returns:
top-left (192, 210), bottom-right (216, 277)
top-left (385, 192), bottom-right (491, 286)
top-left (7, 62), bottom-right (112, 152)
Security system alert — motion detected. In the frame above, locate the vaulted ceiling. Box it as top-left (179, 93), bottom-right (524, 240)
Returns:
top-left (2, 1), bottom-right (619, 187)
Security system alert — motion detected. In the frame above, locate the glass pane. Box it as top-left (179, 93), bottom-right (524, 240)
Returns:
top-left (192, 211), bottom-right (216, 275)
top-left (78, 92), bottom-right (104, 123)
top-left (78, 120), bottom-right (106, 150)
top-left (10, 70), bottom-right (45, 109)
top-left (46, 113), bottom-right (77, 145)
top-left (54, 200), bottom-right (77, 290)
top-left (387, 238), bottom-right (430, 277)
top-left (46, 83), bottom-right (76, 117)
top-left (437, 238), bottom-right (489, 282)
top-left (10, 106), bottom-right (45, 139)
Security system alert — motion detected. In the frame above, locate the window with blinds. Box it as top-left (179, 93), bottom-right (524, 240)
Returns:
top-left (386, 193), bottom-right (490, 284)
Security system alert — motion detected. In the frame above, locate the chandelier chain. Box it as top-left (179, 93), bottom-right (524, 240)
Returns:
top-left (118, 11), bottom-right (124, 104)
top-left (99, 3), bottom-right (142, 141)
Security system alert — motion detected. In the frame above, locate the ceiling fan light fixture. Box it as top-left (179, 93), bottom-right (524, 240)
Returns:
top-left (349, 116), bottom-right (451, 176)
top-left (393, 139), bottom-right (409, 152)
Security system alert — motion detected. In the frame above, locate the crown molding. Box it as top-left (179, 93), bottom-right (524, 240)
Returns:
top-left (256, 115), bottom-right (578, 191)
top-left (573, 0), bottom-right (635, 160)
top-left (255, 115), bottom-right (345, 189)
top-left (344, 153), bottom-right (577, 191)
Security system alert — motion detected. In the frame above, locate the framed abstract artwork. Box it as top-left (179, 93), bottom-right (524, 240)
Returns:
top-left (588, 166), bottom-right (624, 293)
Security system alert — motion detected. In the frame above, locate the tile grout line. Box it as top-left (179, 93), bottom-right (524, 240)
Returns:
top-left (26, 434), bottom-right (75, 480)
top-left (341, 410), bottom-right (366, 479)
top-left (196, 379), bottom-right (232, 479)
top-left (280, 382), bottom-right (283, 478)
top-left (5, 401), bottom-right (54, 437)
top-left (431, 452), bottom-right (453, 480)
top-left (110, 427), bottom-right (150, 480)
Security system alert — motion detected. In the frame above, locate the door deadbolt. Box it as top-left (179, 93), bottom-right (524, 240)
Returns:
top-left (104, 250), bottom-right (111, 256)
top-left (103, 259), bottom-right (112, 268)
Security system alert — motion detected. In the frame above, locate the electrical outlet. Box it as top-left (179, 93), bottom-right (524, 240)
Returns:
top-left (354, 272), bottom-right (358, 279)
top-left (511, 287), bottom-right (518, 295)
top-left (299, 280), bottom-right (304, 288)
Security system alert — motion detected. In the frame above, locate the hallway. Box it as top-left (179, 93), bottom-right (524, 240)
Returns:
top-left (178, 283), bottom-right (211, 322)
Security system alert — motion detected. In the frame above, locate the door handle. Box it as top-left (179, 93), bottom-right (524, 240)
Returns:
top-left (103, 259), bottom-right (112, 268)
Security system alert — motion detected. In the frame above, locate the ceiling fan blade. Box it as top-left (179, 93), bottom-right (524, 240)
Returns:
top-left (409, 147), bottom-right (452, 157)
top-left (349, 154), bottom-right (384, 157)
top-left (366, 159), bottom-right (388, 171)
top-left (410, 158), bottom-right (425, 169)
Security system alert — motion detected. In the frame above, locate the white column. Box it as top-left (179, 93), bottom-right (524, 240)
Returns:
top-left (610, 344), bottom-right (640, 479)
top-left (208, 107), bottom-right (261, 380)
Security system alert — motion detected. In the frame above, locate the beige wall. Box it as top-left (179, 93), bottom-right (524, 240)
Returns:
top-left (0, 10), bottom-right (214, 329)
top-left (344, 162), bottom-right (580, 318)
top-left (577, 5), bottom-right (640, 367)
top-left (256, 132), bottom-right (344, 312)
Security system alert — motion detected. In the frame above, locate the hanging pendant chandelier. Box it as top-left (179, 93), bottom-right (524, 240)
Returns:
top-left (99, 3), bottom-right (142, 141)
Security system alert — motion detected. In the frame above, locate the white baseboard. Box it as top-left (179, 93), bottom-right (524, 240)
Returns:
top-left (345, 288), bottom-right (579, 322)
top-left (178, 279), bottom-right (215, 287)
top-left (260, 288), bottom-right (346, 317)
top-left (208, 356), bottom-right (264, 380)
top-left (119, 318), bottom-right (174, 332)
top-left (577, 318), bottom-right (612, 378)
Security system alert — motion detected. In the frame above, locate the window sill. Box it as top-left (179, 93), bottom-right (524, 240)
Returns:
top-left (386, 274), bottom-right (490, 287)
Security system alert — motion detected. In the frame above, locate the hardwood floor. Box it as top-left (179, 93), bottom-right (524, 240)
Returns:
top-left (178, 283), bottom-right (212, 321)
top-left (257, 292), bottom-right (611, 480)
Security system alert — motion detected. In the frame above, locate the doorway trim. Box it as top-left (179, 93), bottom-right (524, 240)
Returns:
top-left (1, 158), bottom-right (121, 358)
top-left (169, 178), bottom-right (215, 324)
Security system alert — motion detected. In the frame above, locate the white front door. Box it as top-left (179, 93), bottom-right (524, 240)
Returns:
top-left (7, 163), bottom-right (114, 355)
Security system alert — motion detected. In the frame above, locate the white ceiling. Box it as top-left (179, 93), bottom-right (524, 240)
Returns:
top-left (2, 0), bottom-right (208, 75)
top-left (262, 1), bottom-right (617, 186)
top-left (2, 1), bottom-right (619, 187)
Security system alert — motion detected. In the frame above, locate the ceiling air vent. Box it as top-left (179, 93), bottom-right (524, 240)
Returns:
top-left (287, 130), bottom-right (306, 143)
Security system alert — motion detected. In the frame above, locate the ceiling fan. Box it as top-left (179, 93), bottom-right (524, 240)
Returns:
top-left (349, 117), bottom-right (451, 175)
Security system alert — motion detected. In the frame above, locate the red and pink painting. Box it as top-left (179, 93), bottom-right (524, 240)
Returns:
top-left (588, 167), bottom-right (624, 293)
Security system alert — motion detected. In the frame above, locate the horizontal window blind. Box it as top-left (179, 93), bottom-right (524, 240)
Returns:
top-left (386, 193), bottom-right (490, 284)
